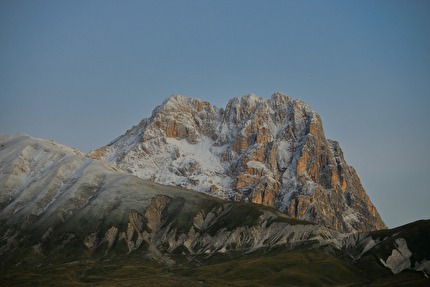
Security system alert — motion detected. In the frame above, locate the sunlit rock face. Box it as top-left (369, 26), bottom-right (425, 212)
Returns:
top-left (90, 93), bottom-right (386, 233)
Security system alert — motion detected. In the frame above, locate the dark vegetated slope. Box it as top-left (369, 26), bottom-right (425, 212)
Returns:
top-left (368, 270), bottom-right (430, 287)
top-left (0, 248), bottom-right (365, 287)
top-left (3, 246), bottom-right (429, 287)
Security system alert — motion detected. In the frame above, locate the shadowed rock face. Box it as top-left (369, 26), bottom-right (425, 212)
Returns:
top-left (91, 93), bottom-right (385, 233)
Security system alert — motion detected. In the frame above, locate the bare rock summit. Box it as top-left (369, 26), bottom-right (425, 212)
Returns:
top-left (90, 93), bottom-right (386, 233)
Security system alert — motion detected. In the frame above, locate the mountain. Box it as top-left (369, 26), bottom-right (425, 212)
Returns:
top-left (0, 134), bottom-right (340, 266)
top-left (90, 93), bottom-right (385, 233)
top-left (0, 134), bottom-right (428, 286)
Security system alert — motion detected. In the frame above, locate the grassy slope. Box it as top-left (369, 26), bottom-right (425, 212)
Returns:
top-left (0, 248), bottom-right (363, 287)
top-left (3, 246), bottom-right (428, 287)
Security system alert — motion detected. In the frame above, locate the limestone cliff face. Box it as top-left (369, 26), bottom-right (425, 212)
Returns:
top-left (90, 93), bottom-right (386, 233)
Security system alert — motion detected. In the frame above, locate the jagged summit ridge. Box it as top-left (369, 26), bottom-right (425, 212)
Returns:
top-left (90, 92), bottom-right (386, 233)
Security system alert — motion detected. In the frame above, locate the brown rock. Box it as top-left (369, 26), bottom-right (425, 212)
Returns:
top-left (91, 93), bottom-right (386, 233)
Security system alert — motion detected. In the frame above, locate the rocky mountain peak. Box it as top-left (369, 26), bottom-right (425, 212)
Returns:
top-left (154, 94), bottom-right (209, 114)
top-left (140, 95), bottom-right (220, 144)
top-left (90, 93), bottom-right (386, 233)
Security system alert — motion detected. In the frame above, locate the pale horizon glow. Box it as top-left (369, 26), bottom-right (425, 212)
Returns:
top-left (1, 0), bottom-right (429, 228)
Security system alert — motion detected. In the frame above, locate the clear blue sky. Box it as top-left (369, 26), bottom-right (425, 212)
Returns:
top-left (1, 0), bottom-right (429, 228)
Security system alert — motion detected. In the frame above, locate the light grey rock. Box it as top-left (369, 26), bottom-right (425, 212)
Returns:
top-left (380, 238), bottom-right (412, 274)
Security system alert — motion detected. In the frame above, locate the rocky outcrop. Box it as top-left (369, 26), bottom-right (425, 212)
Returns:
top-left (380, 238), bottom-right (412, 274)
top-left (90, 93), bottom-right (386, 233)
top-left (341, 220), bottom-right (430, 278)
top-left (98, 195), bottom-right (339, 261)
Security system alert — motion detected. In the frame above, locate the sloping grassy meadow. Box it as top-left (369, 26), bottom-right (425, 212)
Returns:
top-left (2, 246), bottom-right (428, 287)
